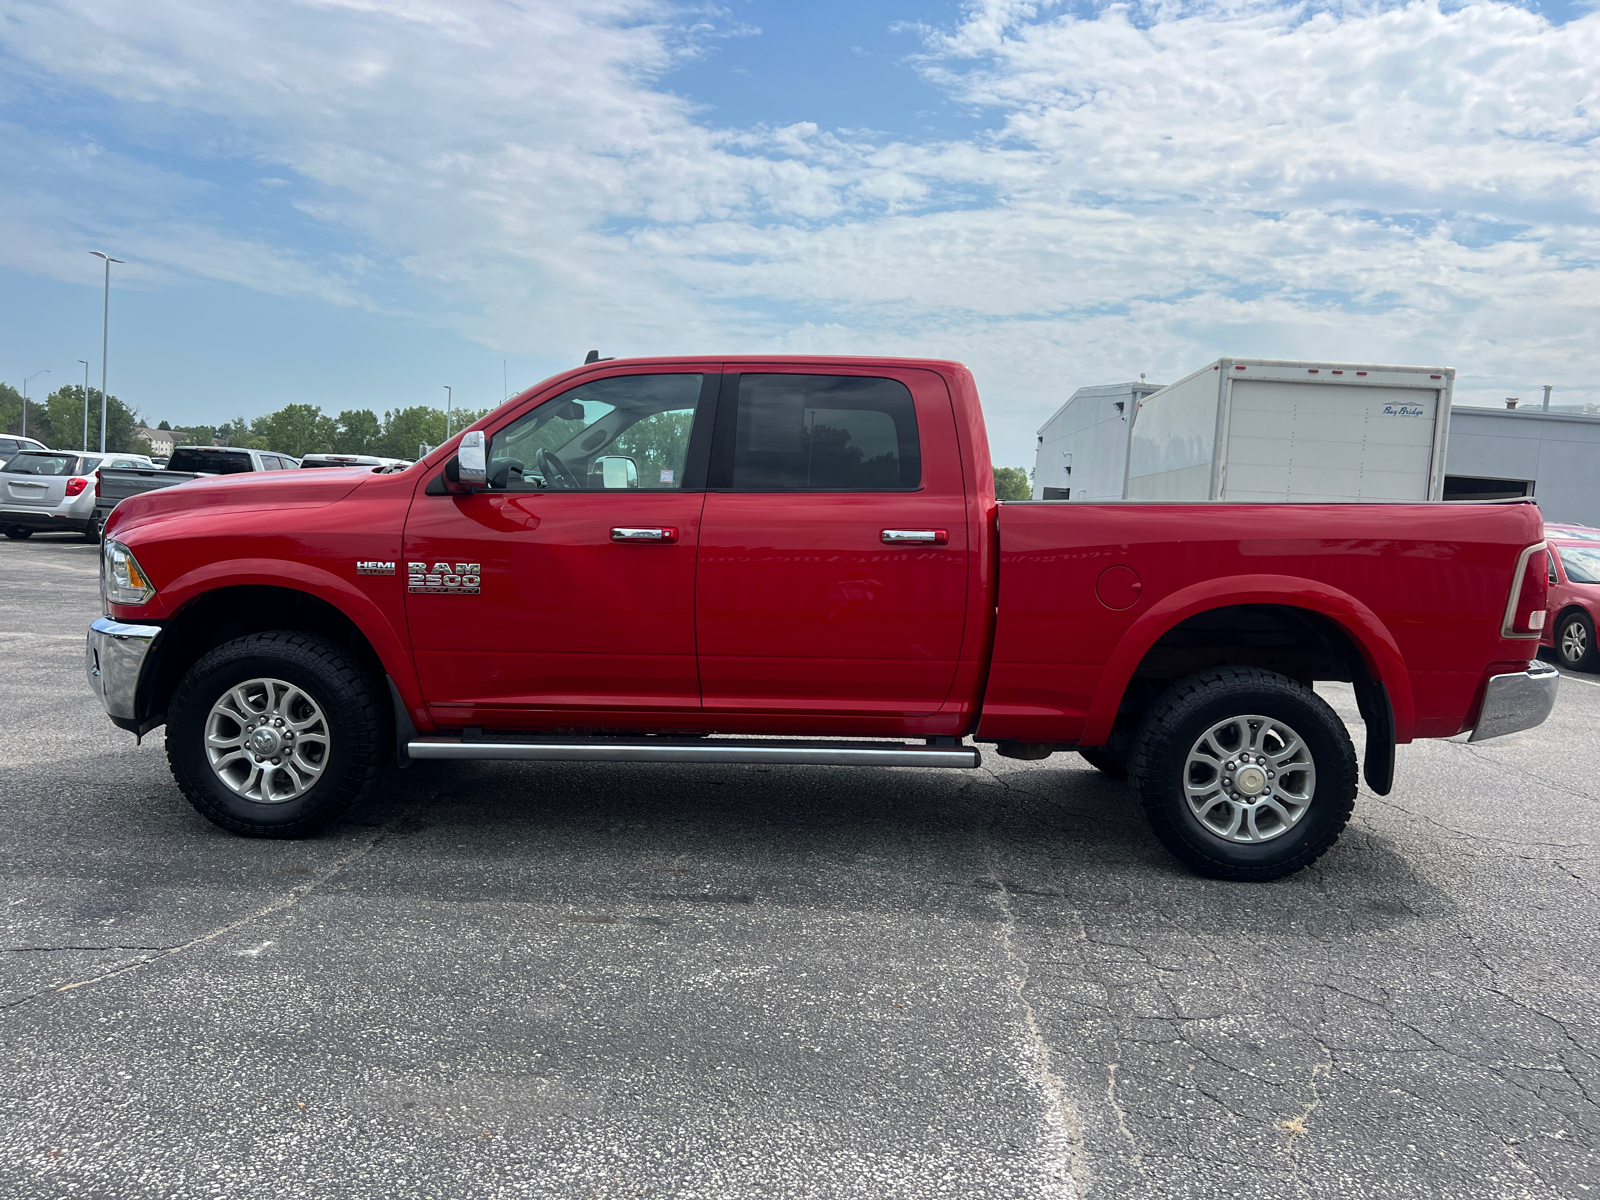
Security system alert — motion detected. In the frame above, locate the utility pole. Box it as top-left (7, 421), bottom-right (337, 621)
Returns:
top-left (89, 251), bottom-right (124, 452)
top-left (79, 360), bottom-right (90, 449)
top-left (22, 370), bottom-right (49, 440)
top-left (443, 385), bottom-right (452, 438)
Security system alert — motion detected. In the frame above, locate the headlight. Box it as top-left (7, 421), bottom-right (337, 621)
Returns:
top-left (102, 539), bottom-right (156, 607)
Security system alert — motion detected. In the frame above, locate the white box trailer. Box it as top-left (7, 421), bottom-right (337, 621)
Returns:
top-left (1124, 358), bottom-right (1455, 502)
top-left (1032, 381), bottom-right (1164, 500)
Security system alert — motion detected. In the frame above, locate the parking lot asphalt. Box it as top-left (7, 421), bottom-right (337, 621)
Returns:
top-left (1, 532), bottom-right (1596, 1200)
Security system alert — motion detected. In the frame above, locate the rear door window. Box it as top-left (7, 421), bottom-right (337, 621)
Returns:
top-left (718, 374), bottom-right (921, 491)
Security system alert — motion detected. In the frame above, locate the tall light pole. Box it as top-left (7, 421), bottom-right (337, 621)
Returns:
top-left (89, 251), bottom-right (124, 452)
top-left (443, 385), bottom-right (452, 439)
top-left (22, 369), bottom-right (49, 440)
top-left (79, 360), bottom-right (91, 450)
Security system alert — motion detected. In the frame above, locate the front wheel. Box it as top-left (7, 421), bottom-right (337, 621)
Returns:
top-left (1557, 610), bottom-right (1598, 672)
top-left (4, 526), bottom-right (32, 540)
top-left (166, 632), bottom-right (385, 837)
top-left (1128, 668), bottom-right (1357, 881)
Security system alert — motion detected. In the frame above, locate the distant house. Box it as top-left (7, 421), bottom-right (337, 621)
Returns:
top-left (132, 426), bottom-right (182, 457)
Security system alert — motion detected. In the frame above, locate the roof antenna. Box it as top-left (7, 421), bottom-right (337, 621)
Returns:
top-left (584, 350), bottom-right (600, 364)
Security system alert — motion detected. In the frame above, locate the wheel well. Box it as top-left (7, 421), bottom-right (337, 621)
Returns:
top-left (1105, 604), bottom-right (1381, 749)
top-left (1556, 604), bottom-right (1591, 627)
top-left (142, 586), bottom-right (389, 726)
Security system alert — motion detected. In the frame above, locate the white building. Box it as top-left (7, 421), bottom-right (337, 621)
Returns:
top-left (1443, 406), bottom-right (1600, 522)
top-left (132, 426), bottom-right (181, 457)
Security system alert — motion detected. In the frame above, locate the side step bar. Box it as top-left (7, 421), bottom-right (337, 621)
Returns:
top-left (406, 736), bottom-right (980, 769)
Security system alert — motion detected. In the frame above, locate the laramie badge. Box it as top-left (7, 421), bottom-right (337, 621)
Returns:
top-left (408, 562), bottom-right (481, 594)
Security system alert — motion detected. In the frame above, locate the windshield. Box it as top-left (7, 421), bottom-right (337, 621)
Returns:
top-left (3, 452), bottom-right (88, 476)
top-left (1558, 546), bottom-right (1600, 585)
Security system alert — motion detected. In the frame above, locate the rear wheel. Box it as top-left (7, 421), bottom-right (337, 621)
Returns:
top-left (83, 514), bottom-right (102, 544)
top-left (3, 526), bottom-right (33, 540)
top-left (1128, 667), bottom-right (1356, 881)
top-left (1557, 610), bottom-right (1598, 672)
top-left (166, 632), bottom-right (385, 837)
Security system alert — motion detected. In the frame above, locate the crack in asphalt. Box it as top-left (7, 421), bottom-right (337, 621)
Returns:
top-left (0, 796), bottom-right (437, 1015)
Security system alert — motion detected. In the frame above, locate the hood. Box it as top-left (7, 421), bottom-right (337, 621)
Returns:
top-left (107, 466), bottom-right (386, 537)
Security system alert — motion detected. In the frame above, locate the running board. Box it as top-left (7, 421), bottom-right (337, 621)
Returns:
top-left (406, 735), bottom-right (980, 768)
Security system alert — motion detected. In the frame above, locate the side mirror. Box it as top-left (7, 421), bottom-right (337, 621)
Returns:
top-left (457, 430), bottom-right (487, 487)
top-left (596, 456), bottom-right (639, 489)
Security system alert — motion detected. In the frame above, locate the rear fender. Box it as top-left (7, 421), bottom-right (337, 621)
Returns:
top-left (1081, 573), bottom-right (1415, 747)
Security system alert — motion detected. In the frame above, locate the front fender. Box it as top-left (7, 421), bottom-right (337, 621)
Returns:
top-left (151, 558), bottom-right (426, 729)
top-left (1079, 573), bottom-right (1415, 747)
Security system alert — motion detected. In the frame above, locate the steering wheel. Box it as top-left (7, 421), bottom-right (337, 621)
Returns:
top-left (534, 447), bottom-right (582, 490)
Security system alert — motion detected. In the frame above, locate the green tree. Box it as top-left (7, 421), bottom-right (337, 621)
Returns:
top-left (993, 465), bottom-right (1032, 501)
top-left (43, 385), bottom-right (141, 452)
top-left (217, 416), bottom-right (266, 449)
top-left (2, 381), bottom-right (53, 443)
top-left (157, 419), bottom-right (172, 431)
top-left (331, 409), bottom-right (382, 455)
top-left (378, 406), bottom-right (453, 459)
top-left (254, 403), bottom-right (335, 457)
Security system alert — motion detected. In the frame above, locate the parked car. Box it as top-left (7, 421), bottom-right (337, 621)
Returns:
top-left (0, 434), bottom-right (49, 466)
top-left (1544, 540), bottom-right (1600, 671)
top-left (299, 453), bottom-right (412, 470)
top-left (87, 355), bottom-right (1557, 881)
top-left (2, 450), bottom-right (155, 541)
top-left (94, 445), bottom-right (301, 530)
top-left (1545, 522), bottom-right (1600, 543)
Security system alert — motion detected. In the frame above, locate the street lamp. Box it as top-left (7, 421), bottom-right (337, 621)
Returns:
top-left (22, 369), bottom-right (49, 440)
top-left (443, 385), bottom-right (452, 439)
top-left (79, 360), bottom-right (91, 450)
top-left (89, 251), bottom-right (125, 452)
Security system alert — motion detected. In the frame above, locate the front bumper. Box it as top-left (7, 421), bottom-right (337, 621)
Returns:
top-left (1468, 660), bottom-right (1560, 742)
top-left (86, 617), bottom-right (162, 727)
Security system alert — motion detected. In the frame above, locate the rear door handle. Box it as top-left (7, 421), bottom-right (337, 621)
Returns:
top-left (881, 529), bottom-right (948, 545)
top-left (612, 527), bottom-right (679, 543)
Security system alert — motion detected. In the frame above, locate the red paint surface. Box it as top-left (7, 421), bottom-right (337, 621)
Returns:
top-left (105, 354), bottom-right (1542, 749)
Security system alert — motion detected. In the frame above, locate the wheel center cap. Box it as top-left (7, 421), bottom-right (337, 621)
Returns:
top-left (249, 727), bottom-right (284, 757)
top-left (1235, 766), bottom-right (1268, 796)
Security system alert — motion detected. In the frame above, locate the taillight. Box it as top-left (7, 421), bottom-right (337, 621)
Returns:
top-left (95, 473), bottom-right (103, 498)
top-left (65, 477), bottom-right (89, 497)
top-left (1501, 542), bottom-right (1549, 639)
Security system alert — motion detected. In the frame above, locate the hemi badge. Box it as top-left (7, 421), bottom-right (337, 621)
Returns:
top-left (356, 561), bottom-right (396, 575)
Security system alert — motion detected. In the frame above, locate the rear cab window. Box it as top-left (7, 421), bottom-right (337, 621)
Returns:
top-left (168, 449), bottom-right (255, 475)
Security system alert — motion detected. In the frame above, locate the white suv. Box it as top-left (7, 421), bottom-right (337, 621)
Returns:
top-left (1, 450), bottom-right (155, 542)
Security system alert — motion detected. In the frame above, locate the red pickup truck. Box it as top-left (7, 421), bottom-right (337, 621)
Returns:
top-left (86, 356), bottom-right (1558, 880)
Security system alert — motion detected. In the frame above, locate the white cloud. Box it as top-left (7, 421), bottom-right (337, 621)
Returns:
top-left (0, 0), bottom-right (1597, 460)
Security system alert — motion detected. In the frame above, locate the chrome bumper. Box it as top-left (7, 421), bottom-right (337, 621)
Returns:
top-left (86, 617), bottom-right (162, 722)
top-left (1469, 660), bottom-right (1560, 742)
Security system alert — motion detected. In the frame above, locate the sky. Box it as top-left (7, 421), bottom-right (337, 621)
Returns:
top-left (1, 0), bottom-right (1597, 467)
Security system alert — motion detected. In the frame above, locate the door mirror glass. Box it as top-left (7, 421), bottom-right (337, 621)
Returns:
top-left (595, 456), bottom-right (638, 489)
top-left (457, 430), bottom-right (487, 486)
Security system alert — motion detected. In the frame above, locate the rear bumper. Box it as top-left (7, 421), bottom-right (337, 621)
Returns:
top-left (1468, 660), bottom-right (1560, 742)
top-left (0, 508), bottom-right (91, 533)
top-left (86, 617), bottom-right (162, 728)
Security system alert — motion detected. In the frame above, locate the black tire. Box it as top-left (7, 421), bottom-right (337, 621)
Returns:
top-left (166, 632), bottom-right (385, 837)
top-left (1556, 609), bottom-right (1599, 672)
top-left (1128, 667), bottom-right (1357, 882)
top-left (4, 526), bottom-right (33, 540)
top-left (1078, 746), bottom-right (1128, 780)
top-left (83, 514), bottom-right (102, 544)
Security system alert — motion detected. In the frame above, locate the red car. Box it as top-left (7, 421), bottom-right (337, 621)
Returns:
top-left (1545, 540), bottom-right (1600, 671)
top-left (86, 355), bottom-right (1556, 881)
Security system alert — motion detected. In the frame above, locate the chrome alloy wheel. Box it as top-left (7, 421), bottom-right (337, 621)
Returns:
top-left (1561, 617), bottom-right (1588, 665)
top-left (1183, 714), bottom-right (1316, 843)
top-left (204, 677), bottom-right (331, 803)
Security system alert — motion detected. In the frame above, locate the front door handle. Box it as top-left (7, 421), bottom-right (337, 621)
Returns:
top-left (881, 529), bottom-right (948, 545)
top-left (612, 527), bottom-right (679, 543)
